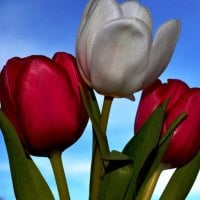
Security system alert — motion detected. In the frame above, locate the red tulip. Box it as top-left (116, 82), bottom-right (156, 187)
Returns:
top-left (134, 79), bottom-right (200, 167)
top-left (0, 52), bottom-right (88, 156)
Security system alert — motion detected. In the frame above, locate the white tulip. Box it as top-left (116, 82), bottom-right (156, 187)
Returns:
top-left (76, 0), bottom-right (181, 98)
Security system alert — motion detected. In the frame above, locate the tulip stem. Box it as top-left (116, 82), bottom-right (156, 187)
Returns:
top-left (136, 165), bottom-right (163, 200)
top-left (100, 96), bottom-right (113, 134)
top-left (80, 86), bottom-right (110, 156)
top-left (49, 152), bottom-right (70, 200)
top-left (89, 96), bottom-right (113, 200)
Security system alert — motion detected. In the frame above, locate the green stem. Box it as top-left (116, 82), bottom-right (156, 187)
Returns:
top-left (89, 96), bottom-right (113, 200)
top-left (136, 165), bottom-right (163, 200)
top-left (100, 96), bottom-right (113, 134)
top-left (49, 152), bottom-right (70, 200)
top-left (80, 86), bottom-right (109, 156)
top-left (89, 139), bottom-right (102, 200)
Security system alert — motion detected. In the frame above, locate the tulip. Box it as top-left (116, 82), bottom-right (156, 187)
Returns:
top-left (134, 79), bottom-right (200, 168)
top-left (0, 52), bottom-right (88, 156)
top-left (76, 0), bottom-right (181, 98)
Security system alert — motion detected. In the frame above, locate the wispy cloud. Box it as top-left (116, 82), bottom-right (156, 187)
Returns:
top-left (32, 154), bottom-right (91, 200)
top-left (152, 169), bottom-right (175, 198)
top-left (32, 155), bottom-right (91, 176)
top-left (152, 169), bottom-right (200, 199)
top-left (63, 159), bottom-right (90, 175)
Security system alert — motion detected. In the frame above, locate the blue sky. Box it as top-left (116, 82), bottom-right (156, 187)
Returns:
top-left (0, 0), bottom-right (200, 199)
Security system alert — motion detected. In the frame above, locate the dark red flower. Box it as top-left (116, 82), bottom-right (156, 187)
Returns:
top-left (134, 79), bottom-right (200, 168)
top-left (0, 52), bottom-right (88, 156)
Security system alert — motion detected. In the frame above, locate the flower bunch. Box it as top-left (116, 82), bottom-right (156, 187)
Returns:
top-left (0, 0), bottom-right (199, 200)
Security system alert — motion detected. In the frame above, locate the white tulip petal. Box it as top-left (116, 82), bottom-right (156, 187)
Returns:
top-left (136, 6), bottom-right (152, 31)
top-left (76, 0), bottom-right (122, 85)
top-left (76, 26), bottom-right (92, 85)
top-left (77, 0), bottom-right (99, 39)
top-left (143, 20), bottom-right (181, 88)
top-left (90, 18), bottom-right (152, 97)
top-left (76, 0), bottom-right (100, 86)
top-left (85, 0), bottom-right (122, 73)
top-left (121, 1), bottom-right (152, 31)
top-left (121, 1), bottom-right (140, 18)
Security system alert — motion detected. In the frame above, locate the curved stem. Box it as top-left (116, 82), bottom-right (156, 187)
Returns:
top-left (136, 165), bottom-right (163, 200)
top-left (100, 96), bottom-right (113, 135)
top-left (49, 152), bottom-right (70, 200)
top-left (89, 96), bottom-right (113, 200)
top-left (80, 86), bottom-right (109, 156)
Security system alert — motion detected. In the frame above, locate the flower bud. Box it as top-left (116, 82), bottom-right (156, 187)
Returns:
top-left (76, 0), bottom-right (181, 98)
top-left (134, 79), bottom-right (200, 168)
top-left (0, 52), bottom-right (88, 156)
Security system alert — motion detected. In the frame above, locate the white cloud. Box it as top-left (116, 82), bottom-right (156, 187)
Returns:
top-left (189, 173), bottom-right (200, 195)
top-left (152, 169), bottom-right (200, 199)
top-left (32, 155), bottom-right (91, 176)
top-left (63, 159), bottom-right (90, 175)
top-left (31, 155), bottom-right (91, 200)
top-left (152, 169), bottom-right (175, 197)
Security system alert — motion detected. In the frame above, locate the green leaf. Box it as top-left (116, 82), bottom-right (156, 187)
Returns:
top-left (102, 150), bottom-right (133, 170)
top-left (98, 102), bottom-right (167, 200)
top-left (80, 85), bottom-right (109, 156)
top-left (80, 86), bottom-right (110, 200)
top-left (147, 112), bottom-right (186, 175)
top-left (102, 150), bottom-right (132, 162)
top-left (123, 102), bottom-right (167, 200)
top-left (0, 110), bottom-right (54, 200)
top-left (136, 112), bottom-right (186, 200)
top-left (88, 87), bottom-right (100, 122)
top-left (98, 161), bottom-right (134, 200)
top-left (160, 151), bottom-right (200, 200)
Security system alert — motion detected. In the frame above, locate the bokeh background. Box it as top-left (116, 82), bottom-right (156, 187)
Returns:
top-left (0, 0), bottom-right (199, 199)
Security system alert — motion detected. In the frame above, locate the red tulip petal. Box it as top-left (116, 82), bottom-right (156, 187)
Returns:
top-left (0, 57), bottom-right (27, 144)
top-left (134, 79), bottom-right (162, 132)
top-left (16, 56), bottom-right (86, 155)
top-left (134, 79), bottom-right (189, 133)
top-left (162, 88), bottom-right (200, 167)
top-left (52, 52), bottom-right (82, 102)
top-left (52, 52), bottom-right (88, 118)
